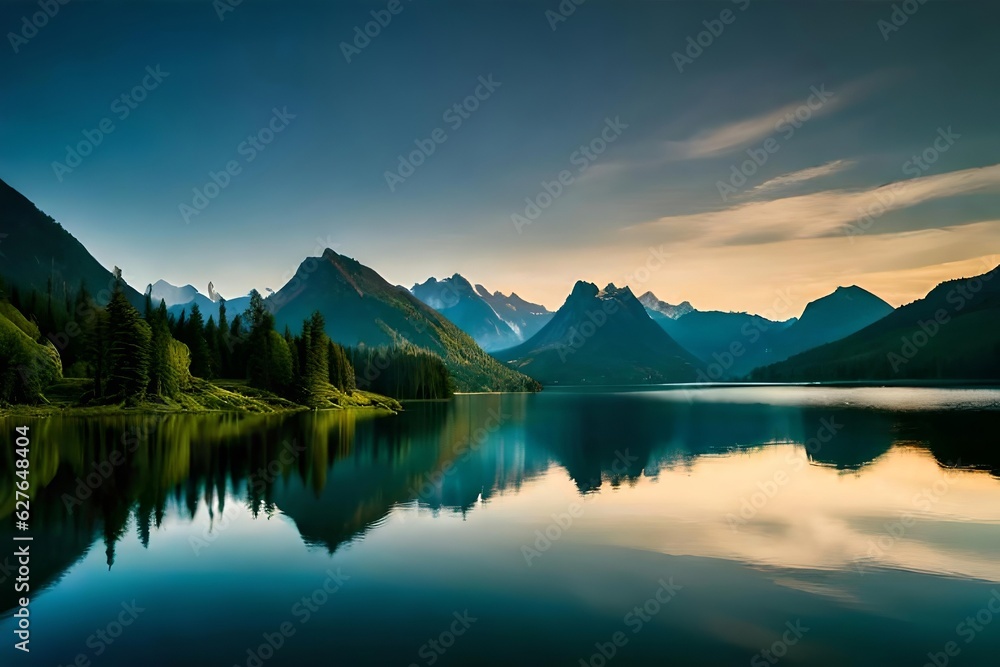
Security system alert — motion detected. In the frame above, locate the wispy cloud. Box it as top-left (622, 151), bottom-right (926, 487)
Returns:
top-left (748, 159), bottom-right (856, 197)
top-left (665, 103), bottom-right (797, 159)
top-left (664, 87), bottom-right (839, 160)
top-left (662, 73), bottom-right (897, 161)
top-left (628, 163), bottom-right (1000, 246)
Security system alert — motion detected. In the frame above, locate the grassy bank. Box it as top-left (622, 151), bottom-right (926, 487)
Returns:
top-left (0, 377), bottom-right (402, 418)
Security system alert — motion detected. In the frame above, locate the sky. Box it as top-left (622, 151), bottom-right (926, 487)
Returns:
top-left (1, 0), bottom-right (999, 316)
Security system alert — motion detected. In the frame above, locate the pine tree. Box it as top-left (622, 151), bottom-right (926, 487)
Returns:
top-left (228, 313), bottom-right (245, 378)
top-left (174, 309), bottom-right (186, 339)
top-left (205, 315), bottom-right (221, 378)
top-left (147, 300), bottom-right (188, 398)
top-left (328, 340), bottom-right (355, 392)
top-left (284, 325), bottom-right (300, 379)
top-left (244, 290), bottom-right (291, 392)
top-left (217, 299), bottom-right (231, 377)
top-left (105, 282), bottom-right (152, 405)
top-left (302, 311), bottom-right (329, 397)
top-left (186, 303), bottom-right (212, 379)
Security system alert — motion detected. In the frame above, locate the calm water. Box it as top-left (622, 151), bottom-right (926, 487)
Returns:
top-left (2, 386), bottom-right (1000, 667)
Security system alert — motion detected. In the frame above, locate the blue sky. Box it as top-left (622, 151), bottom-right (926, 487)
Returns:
top-left (1, 0), bottom-right (998, 314)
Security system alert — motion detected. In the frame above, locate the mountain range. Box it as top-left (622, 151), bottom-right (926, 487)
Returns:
top-left (753, 265), bottom-right (1000, 381)
top-left (149, 280), bottom-right (252, 321)
top-left (410, 274), bottom-right (552, 351)
top-left (1, 176), bottom-right (994, 388)
top-left (642, 285), bottom-right (894, 379)
top-left (498, 281), bottom-right (700, 384)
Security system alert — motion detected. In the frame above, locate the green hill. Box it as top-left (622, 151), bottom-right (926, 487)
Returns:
top-left (0, 299), bottom-right (62, 404)
top-left (267, 249), bottom-right (540, 393)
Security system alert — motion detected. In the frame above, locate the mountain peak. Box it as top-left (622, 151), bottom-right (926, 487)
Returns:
top-left (637, 291), bottom-right (695, 319)
top-left (500, 279), bottom-right (699, 384)
top-left (803, 285), bottom-right (891, 316)
top-left (570, 280), bottom-right (599, 299)
top-left (449, 273), bottom-right (474, 290)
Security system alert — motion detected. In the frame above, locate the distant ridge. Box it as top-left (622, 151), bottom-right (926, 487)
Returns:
top-left (410, 274), bottom-right (553, 351)
top-left (647, 285), bottom-right (893, 379)
top-left (638, 291), bottom-right (694, 320)
top-left (753, 266), bottom-right (1000, 381)
top-left (411, 274), bottom-right (521, 351)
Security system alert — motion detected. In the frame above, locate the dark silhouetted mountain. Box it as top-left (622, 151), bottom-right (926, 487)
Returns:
top-left (654, 310), bottom-right (795, 379)
top-left (0, 177), bottom-right (143, 307)
top-left (771, 285), bottom-right (894, 360)
top-left (752, 266), bottom-right (1000, 381)
top-left (647, 286), bottom-right (892, 379)
top-left (638, 291), bottom-right (694, 319)
top-left (475, 285), bottom-right (554, 341)
top-left (498, 281), bottom-right (700, 385)
top-left (267, 249), bottom-right (540, 392)
top-left (411, 274), bottom-right (521, 351)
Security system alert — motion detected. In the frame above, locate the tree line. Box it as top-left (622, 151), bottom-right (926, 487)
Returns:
top-left (2, 274), bottom-right (454, 404)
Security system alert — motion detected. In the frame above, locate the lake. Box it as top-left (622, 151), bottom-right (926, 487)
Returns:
top-left (2, 386), bottom-right (1000, 666)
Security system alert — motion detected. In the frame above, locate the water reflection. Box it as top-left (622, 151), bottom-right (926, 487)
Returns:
top-left (1, 387), bottom-right (999, 666)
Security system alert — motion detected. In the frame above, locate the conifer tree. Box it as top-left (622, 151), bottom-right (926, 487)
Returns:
top-left (186, 303), bottom-right (212, 378)
top-left (105, 282), bottom-right (151, 404)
